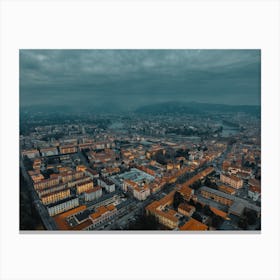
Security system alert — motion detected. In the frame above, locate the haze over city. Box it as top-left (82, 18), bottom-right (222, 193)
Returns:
top-left (20, 50), bottom-right (261, 112)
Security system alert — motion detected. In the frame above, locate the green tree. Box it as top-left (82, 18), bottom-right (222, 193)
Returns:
top-left (173, 191), bottom-right (185, 210)
top-left (212, 215), bottom-right (223, 228)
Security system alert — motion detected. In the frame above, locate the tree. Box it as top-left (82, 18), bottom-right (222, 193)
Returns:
top-left (128, 215), bottom-right (159, 230)
top-left (173, 191), bottom-right (185, 210)
top-left (189, 199), bottom-right (196, 206)
top-left (190, 180), bottom-right (202, 190)
top-left (244, 209), bottom-right (257, 225)
top-left (238, 217), bottom-right (248, 230)
top-left (211, 215), bottom-right (223, 228)
top-left (192, 212), bottom-right (203, 222)
top-left (204, 177), bottom-right (212, 187)
top-left (202, 205), bottom-right (213, 216)
top-left (179, 159), bottom-right (184, 168)
top-left (194, 202), bottom-right (203, 211)
top-left (154, 151), bottom-right (167, 165)
top-left (23, 156), bottom-right (33, 171)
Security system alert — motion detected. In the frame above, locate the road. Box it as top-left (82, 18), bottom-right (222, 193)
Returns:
top-left (77, 150), bottom-right (91, 168)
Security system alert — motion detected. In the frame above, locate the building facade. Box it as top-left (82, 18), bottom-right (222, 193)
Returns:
top-left (47, 197), bottom-right (79, 216)
top-left (84, 187), bottom-right (102, 202)
top-left (220, 173), bottom-right (243, 189)
top-left (41, 188), bottom-right (71, 205)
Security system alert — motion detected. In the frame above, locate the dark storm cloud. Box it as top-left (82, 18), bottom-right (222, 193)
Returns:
top-left (20, 49), bottom-right (260, 109)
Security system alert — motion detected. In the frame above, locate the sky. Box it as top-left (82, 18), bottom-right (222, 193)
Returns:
top-left (20, 49), bottom-right (261, 111)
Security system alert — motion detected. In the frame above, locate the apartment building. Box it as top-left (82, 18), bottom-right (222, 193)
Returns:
top-left (220, 173), bottom-right (243, 189)
top-left (41, 188), bottom-right (71, 205)
top-left (47, 196), bottom-right (79, 216)
top-left (76, 180), bottom-right (94, 194)
top-left (84, 186), bottom-right (102, 202)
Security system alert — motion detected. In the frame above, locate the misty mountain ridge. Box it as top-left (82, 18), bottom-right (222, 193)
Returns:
top-left (20, 101), bottom-right (260, 116)
top-left (135, 101), bottom-right (260, 115)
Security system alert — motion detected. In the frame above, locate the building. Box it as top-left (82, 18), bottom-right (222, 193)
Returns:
top-left (30, 173), bottom-right (45, 183)
top-left (133, 185), bottom-right (151, 201)
top-left (146, 191), bottom-right (179, 229)
top-left (33, 176), bottom-right (60, 190)
top-left (178, 185), bottom-right (194, 201)
top-left (85, 168), bottom-right (100, 179)
top-left (40, 147), bottom-right (58, 157)
top-left (248, 179), bottom-right (261, 201)
top-left (179, 218), bottom-right (208, 231)
top-left (220, 173), bottom-right (243, 189)
top-left (209, 206), bottom-right (228, 219)
top-left (37, 183), bottom-right (68, 198)
top-left (89, 204), bottom-right (118, 228)
top-left (41, 188), bottom-right (71, 205)
top-left (59, 145), bottom-right (77, 154)
top-left (53, 205), bottom-right (88, 230)
top-left (76, 165), bottom-right (87, 172)
top-left (97, 177), bottom-right (115, 193)
top-left (67, 176), bottom-right (92, 188)
top-left (217, 185), bottom-right (236, 195)
top-left (248, 185), bottom-right (261, 201)
top-left (21, 149), bottom-right (40, 159)
top-left (84, 186), bottom-right (102, 202)
top-left (200, 186), bottom-right (233, 206)
top-left (156, 208), bottom-right (180, 229)
top-left (32, 158), bottom-right (41, 170)
top-left (228, 201), bottom-right (245, 217)
top-left (136, 165), bottom-right (157, 176)
top-left (200, 186), bottom-right (261, 216)
top-left (101, 167), bottom-right (120, 176)
top-left (113, 167), bottom-right (155, 197)
top-left (60, 171), bottom-right (74, 183)
top-left (47, 196), bottom-right (79, 216)
top-left (178, 203), bottom-right (195, 217)
top-left (76, 180), bottom-right (94, 194)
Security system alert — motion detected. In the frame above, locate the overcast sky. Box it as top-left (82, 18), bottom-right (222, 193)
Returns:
top-left (20, 49), bottom-right (261, 110)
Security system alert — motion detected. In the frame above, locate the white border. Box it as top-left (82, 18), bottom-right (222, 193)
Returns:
top-left (1, 1), bottom-right (280, 280)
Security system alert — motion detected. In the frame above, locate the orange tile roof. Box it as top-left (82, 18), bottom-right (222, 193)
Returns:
top-left (179, 185), bottom-right (193, 200)
top-left (222, 173), bottom-right (242, 182)
top-left (106, 204), bottom-right (116, 211)
top-left (249, 185), bottom-right (261, 193)
top-left (146, 190), bottom-right (175, 213)
top-left (54, 205), bottom-right (87, 219)
top-left (156, 208), bottom-right (178, 223)
top-left (218, 185), bottom-right (236, 194)
top-left (179, 218), bottom-right (208, 231)
top-left (56, 217), bottom-right (93, 230)
top-left (60, 145), bottom-right (76, 149)
top-left (124, 179), bottom-right (139, 188)
top-left (249, 178), bottom-right (261, 187)
top-left (89, 205), bottom-right (109, 220)
top-left (40, 187), bottom-right (70, 198)
top-left (71, 219), bottom-right (93, 230)
top-left (210, 206), bottom-right (228, 219)
top-left (53, 205), bottom-right (87, 230)
top-left (85, 186), bottom-right (102, 193)
top-left (76, 179), bottom-right (93, 187)
top-left (178, 203), bottom-right (195, 213)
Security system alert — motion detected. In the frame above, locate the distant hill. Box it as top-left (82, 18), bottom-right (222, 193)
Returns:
top-left (20, 101), bottom-right (261, 116)
top-left (20, 103), bottom-right (125, 114)
top-left (134, 102), bottom-right (260, 116)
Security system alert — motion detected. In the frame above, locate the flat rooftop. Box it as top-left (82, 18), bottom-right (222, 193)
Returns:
top-left (114, 168), bottom-right (155, 183)
top-left (200, 186), bottom-right (261, 213)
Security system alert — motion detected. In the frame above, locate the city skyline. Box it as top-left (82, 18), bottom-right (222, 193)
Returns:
top-left (20, 49), bottom-right (261, 232)
top-left (20, 49), bottom-right (261, 111)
